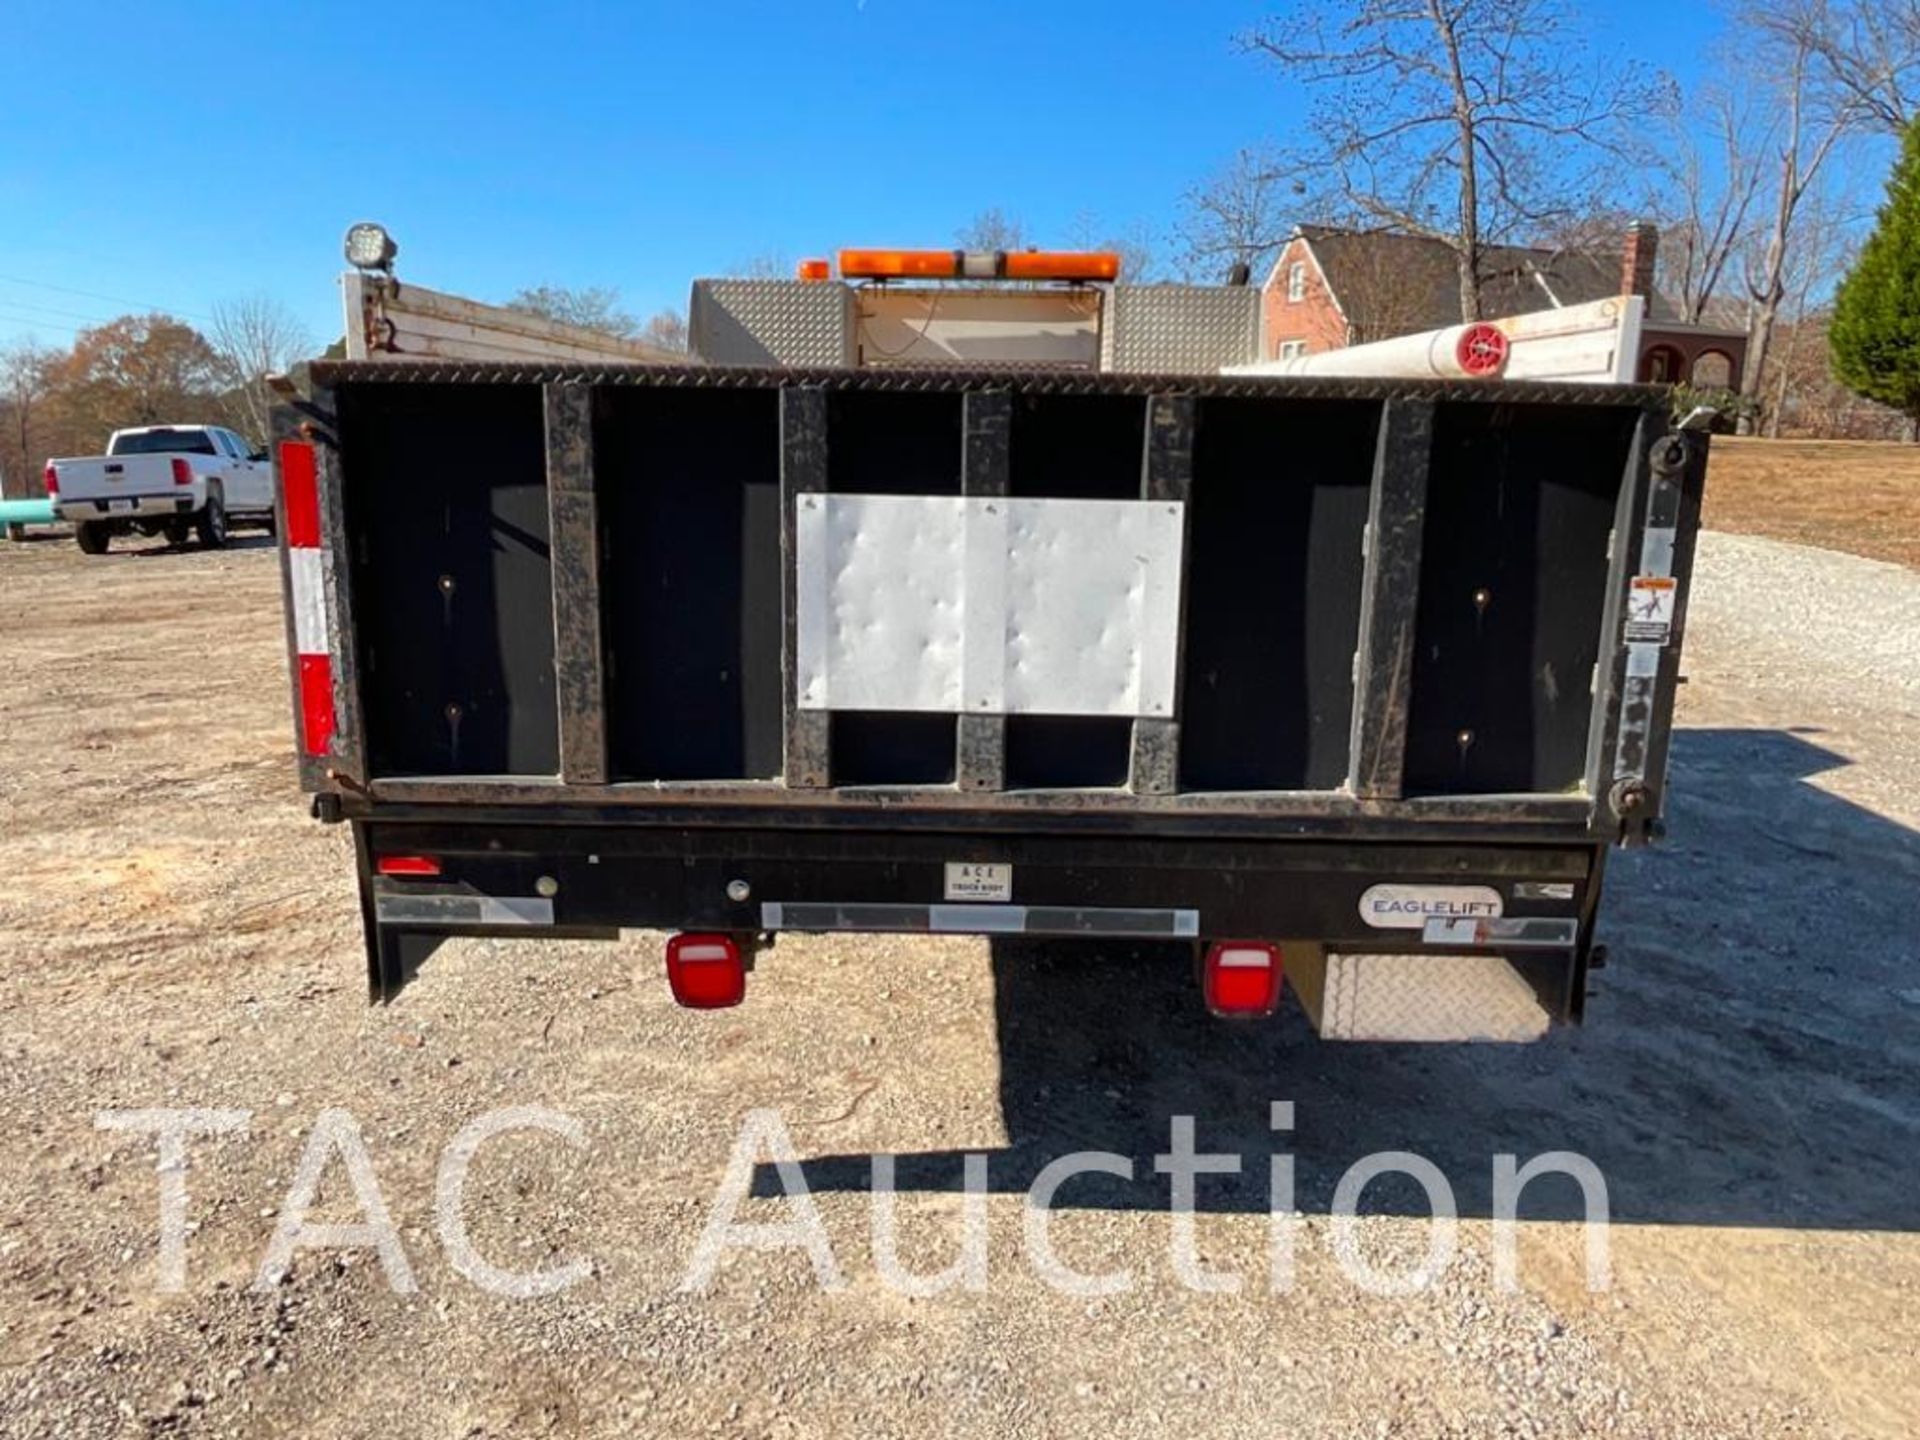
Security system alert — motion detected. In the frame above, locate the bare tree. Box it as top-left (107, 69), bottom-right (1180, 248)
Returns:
top-left (507, 284), bottom-right (686, 353)
top-left (208, 296), bottom-right (313, 445)
top-left (505, 285), bottom-right (640, 337)
top-left (951, 207), bottom-right (1160, 282)
top-left (1065, 210), bottom-right (1163, 283)
top-left (729, 254), bottom-right (794, 280)
top-left (1661, 90), bottom-right (1770, 323)
top-left (1757, 303), bottom-right (1910, 436)
top-left (1530, 206), bottom-right (1646, 255)
top-left (1337, 239), bottom-right (1459, 342)
top-left (1179, 146), bottom-right (1297, 281)
top-left (1790, 0), bottom-right (1920, 135)
top-left (1237, 0), bottom-right (1674, 320)
top-left (0, 339), bottom-right (56, 497)
top-left (955, 208), bottom-right (1028, 252)
top-left (1735, 0), bottom-right (1875, 420)
top-left (1760, 186), bottom-right (1865, 434)
top-left (640, 309), bottom-right (688, 352)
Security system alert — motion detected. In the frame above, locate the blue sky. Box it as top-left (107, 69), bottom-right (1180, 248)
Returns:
top-left (0, 1), bottom-right (1727, 351)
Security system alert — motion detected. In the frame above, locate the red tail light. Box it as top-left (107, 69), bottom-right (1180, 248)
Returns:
top-left (375, 855), bottom-right (441, 877)
top-left (42, 463), bottom-right (57, 498)
top-left (1202, 942), bottom-right (1284, 1017)
top-left (170, 458), bottom-right (192, 486)
top-left (665, 933), bottom-right (746, 1009)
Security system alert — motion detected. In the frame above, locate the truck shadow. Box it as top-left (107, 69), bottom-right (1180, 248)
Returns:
top-left (761, 728), bottom-right (1920, 1228)
top-left (118, 534), bottom-right (278, 557)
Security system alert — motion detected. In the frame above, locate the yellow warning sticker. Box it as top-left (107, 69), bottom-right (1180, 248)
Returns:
top-left (1626, 575), bottom-right (1677, 644)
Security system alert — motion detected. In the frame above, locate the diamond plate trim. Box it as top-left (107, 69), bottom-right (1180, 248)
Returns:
top-left (1319, 952), bottom-right (1550, 1043)
top-left (1105, 286), bottom-right (1261, 374)
top-left (690, 280), bottom-right (854, 367)
top-left (307, 359), bottom-right (1665, 410)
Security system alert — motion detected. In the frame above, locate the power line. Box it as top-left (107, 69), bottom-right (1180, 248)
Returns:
top-left (0, 311), bottom-right (83, 336)
top-left (0, 272), bottom-right (215, 324)
top-left (0, 295), bottom-right (118, 326)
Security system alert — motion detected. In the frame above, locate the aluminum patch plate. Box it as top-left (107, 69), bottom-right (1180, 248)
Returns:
top-left (795, 494), bottom-right (1185, 717)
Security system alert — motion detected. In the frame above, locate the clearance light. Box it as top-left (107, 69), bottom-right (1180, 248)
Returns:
top-left (1202, 941), bottom-right (1284, 1018)
top-left (665, 933), bottom-right (747, 1009)
top-left (796, 258), bottom-right (832, 282)
top-left (837, 248), bottom-right (1122, 282)
top-left (376, 855), bottom-right (442, 877)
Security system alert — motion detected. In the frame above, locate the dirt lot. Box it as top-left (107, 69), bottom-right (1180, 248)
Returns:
top-left (1704, 435), bottom-right (1920, 568)
top-left (1, 467), bottom-right (1918, 1438)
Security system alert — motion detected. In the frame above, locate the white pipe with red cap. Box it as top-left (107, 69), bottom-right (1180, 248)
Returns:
top-left (1249, 321), bottom-right (1513, 379)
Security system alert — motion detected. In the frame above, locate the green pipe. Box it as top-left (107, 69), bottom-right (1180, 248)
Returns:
top-left (1, 498), bottom-right (57, 531)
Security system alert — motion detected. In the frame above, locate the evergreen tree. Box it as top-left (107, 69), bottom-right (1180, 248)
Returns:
top-left (1831, 118), bottom-right (1920, 434)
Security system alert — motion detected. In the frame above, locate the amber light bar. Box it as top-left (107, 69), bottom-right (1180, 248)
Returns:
top-left (837, 248), bottom-right (1121, 282)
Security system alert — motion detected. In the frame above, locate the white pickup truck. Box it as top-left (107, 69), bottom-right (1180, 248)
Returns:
top-left (47, 424), bottom-right (275, 554)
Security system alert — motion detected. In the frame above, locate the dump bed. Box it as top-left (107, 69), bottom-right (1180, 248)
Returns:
top-left (274, 362), bottom-right (1703, 847)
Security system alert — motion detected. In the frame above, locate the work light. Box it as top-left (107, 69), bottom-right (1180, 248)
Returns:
top-left (343, 222), bottom-right (397, 273)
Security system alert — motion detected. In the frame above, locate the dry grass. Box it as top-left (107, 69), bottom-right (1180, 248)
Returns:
top-left (1705, 436), bottom-right (1920, 568)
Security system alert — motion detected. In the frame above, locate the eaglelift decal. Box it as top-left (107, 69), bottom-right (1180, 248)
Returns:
top-left (1357, 884), bottom-right (1504, 930)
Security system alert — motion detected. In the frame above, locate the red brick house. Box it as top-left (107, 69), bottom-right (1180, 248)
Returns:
top-left (1262, 222), bottom-right (1749, 390)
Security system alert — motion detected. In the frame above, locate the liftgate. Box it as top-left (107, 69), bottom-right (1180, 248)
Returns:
top-left (280, 363), bottom-right (1699, 844)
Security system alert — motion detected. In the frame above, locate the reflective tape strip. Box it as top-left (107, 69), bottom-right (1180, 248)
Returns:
top-left (375, 894), bottom-right (555, 926)
top-left (281, 439), bottom-right (334, 759)
top-left (1420, 916), bottom-right (1579, 948)
top-left (930, 904), bottom-right (1027, 934)
top-left (279, 440), bottom-right (321, 549)
top-left (760, 902), bottom-right (1199, 939)
top-left (297, 654), bottom-right (335, 757)
top-left (1640, 524), bottom-right (1677, 577)
top-left (289, 548), bottom-right (328, 653)
top-left (1613, 523), bottom-right (1682, 785)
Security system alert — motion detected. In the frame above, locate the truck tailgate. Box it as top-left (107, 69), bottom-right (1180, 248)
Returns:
top-left (275, 364), bottom-right (1703, 847)
top-left (52, 454), bottom-right (174, 502)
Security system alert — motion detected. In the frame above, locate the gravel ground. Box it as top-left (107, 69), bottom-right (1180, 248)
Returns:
top-left (0, 525), bottom-right (1916, 1439)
